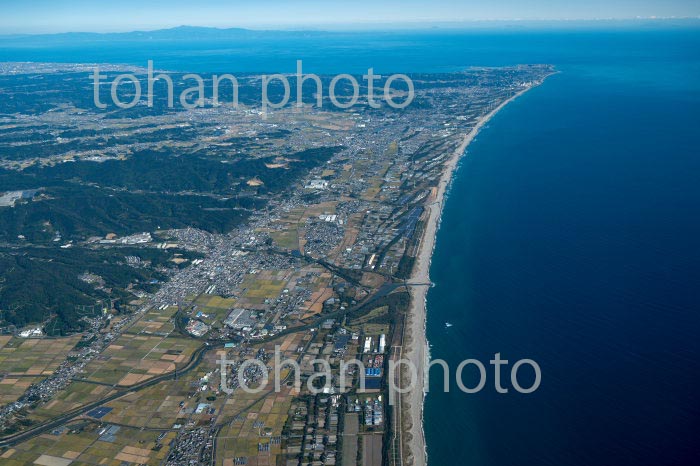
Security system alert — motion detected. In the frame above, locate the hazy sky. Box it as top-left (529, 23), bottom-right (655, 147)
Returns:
top-left (2, 0), bottom-right (699, 34)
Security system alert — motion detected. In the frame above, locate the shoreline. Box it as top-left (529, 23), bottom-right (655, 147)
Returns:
top-left (400, 83), bottom-right (544, 466)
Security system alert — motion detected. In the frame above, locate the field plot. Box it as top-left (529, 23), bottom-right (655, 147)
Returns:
top-left (301, 270), bottom-right (335, 319)
top-left (0, 336), bottom-right (81, 376)
top-left (270, 227), bottom-right (299, 250)
top-left (0, 335), bottom-right (81, 405)
top-left (192, 294), bottom-right (238, 329)
top-left (333, 211), bottom-right (364, 264)
top-left (80, 333), bottom-right (200, 386)
top-left (342, 413), bottom-right (360, 466)
top-left (268, 206), bottom-right (305, 251)
top-left (215, 387), bottom-right (295, 466)
top-left (215, 334), bottom-right (304, 465)
top-left (239, 272), bottom-right (287, 307)
top-left (100, 364), bottom-right (223, 429)
top-left (0, 375), bottom-right (43, 405)
top-left (303, 201), bottom-right (337, 219)
top-left (125, 305), bottom-right (177, 335)
top-left (3, 421), bottom-right (176, 466)
top-left (30, 382), bottom-right (115, 422)
top-left (362, 433), bottom-right (384, 466)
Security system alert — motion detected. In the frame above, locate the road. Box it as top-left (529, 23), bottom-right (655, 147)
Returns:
top-left (0, 279), bottom-right (403, 448)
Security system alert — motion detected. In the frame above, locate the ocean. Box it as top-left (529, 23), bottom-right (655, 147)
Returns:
top-left (2, 22), bottom-right (699, 466)
top-left (420, 28), bottom-right (700, 466)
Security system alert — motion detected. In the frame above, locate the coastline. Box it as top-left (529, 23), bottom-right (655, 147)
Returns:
top-left (400, 83), bottom-right (544, 466)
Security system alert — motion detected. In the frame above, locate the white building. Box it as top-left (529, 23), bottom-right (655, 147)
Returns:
top-left (306, 180), bottom-right (329, 190)
top-left (19, 327), bottom-right (43, 338)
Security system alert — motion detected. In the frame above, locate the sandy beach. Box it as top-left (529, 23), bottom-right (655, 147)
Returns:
top-left (400, 84), bottom-right (541, 466)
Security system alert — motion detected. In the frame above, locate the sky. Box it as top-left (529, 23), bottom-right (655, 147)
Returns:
top-left (1, 0), bottom-right (699, 34)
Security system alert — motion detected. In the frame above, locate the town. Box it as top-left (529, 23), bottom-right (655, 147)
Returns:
top-left (0, 62), bottom-right (553, 466)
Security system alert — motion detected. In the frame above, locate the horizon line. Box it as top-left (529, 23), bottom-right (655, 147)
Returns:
top-left (2, 17), bottom-right (700, 37)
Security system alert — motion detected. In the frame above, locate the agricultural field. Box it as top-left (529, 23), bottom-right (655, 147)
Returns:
top-left (99, 364), bottom-right (222, 429)
top-left (302, 201), bottom-right (337, 219)
top-left (239, 273), bottom-right (287, 307)
top-left (80, 334), bottom-right (201, 386)
top-left (215, 387), bottom-right (295, 466)
top-left (213, 334), bottom-right (302, 466)
top-left (125, 305), bottom-right (178, 335)
top-left (0, 335), bottom-right (82, 405)
top-left (192, 294), bottom-right (238, 329)
top-left (0, 375), bottom-right (44, 405)
top-left (2, 421), bottom-right (175, 466)
top-left (268, 206), bottom-right (306, 251)
top-left (30, 382), bottom-right (115, 423)
top-left (301, 270), bottom-right (335, 319)
top-left (270, 228), bottom-right (299, 250)
top-left (0, 336), bottom-right (81, 376)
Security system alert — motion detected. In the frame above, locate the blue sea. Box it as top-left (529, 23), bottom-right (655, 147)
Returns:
top-left (2, 21), bottom-right (699, 466)
top-left (420, 29), bottom-right (700, 466)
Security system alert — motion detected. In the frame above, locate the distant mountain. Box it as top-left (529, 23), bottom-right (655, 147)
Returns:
top-left (2, 19), bottom-right (698, 49)
top-left (0, 25), bottom-right (326, 43)
top-left (4, 19), bottom-right (700, 42)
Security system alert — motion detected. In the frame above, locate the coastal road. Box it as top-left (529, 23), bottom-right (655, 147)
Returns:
top-left (390, 344), bottom-right (404, 466)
